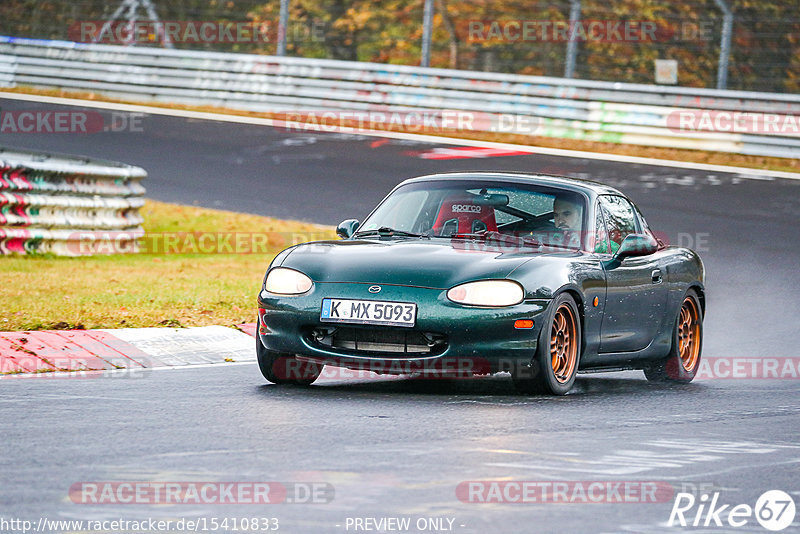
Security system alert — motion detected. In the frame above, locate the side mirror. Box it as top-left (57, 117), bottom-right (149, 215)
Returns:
top-left (336, 219), bottom-right (360, 239)
top-left (613, 233), bottom-right (658, 261)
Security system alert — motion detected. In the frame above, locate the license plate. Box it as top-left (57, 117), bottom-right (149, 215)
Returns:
top-left (320, 298), bottom-right (416, 327)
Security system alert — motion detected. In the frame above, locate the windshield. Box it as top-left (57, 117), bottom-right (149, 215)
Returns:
top-left (357, 180), bottom-right (587, 250)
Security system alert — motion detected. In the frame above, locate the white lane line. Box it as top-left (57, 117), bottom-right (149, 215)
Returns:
top-left (644, 458), bottom-right (800, 481)
top-left (143, 360), bottom-right (255, 371)
top-left (0, 360), bottom-right (255, 380)
top-left (2, 90), bottom-right (800, 181)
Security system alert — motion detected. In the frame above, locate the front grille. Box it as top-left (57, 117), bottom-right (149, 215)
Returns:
top-left (306, 326), bottom-right (447, 356)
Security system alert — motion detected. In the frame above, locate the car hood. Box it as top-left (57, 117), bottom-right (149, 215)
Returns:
top-left (278, 239), bottom-right (539, 289)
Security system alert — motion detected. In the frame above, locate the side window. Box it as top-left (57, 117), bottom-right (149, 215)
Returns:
top-left (599, 195), bottom-right (638, 247)
top-left (593, 202), bottom-right (611, 254)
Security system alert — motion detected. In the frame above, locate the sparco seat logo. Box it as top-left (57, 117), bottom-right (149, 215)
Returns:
top-left (451, 204), bottom-right (481, 213)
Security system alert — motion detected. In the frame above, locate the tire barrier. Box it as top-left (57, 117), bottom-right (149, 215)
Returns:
top-left (1, 35), bottom-right (799, 158)
top-left (0, 147), bottom-right (146, 255)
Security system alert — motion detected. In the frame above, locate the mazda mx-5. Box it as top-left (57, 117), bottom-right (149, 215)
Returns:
top-left (256, 172), bottom-right (705, 395)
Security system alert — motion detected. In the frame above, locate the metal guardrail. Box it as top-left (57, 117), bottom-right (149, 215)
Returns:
top-left (0, 146), bottom-right (146, 255)
top-left (1, 35), bottom-right (799, 158)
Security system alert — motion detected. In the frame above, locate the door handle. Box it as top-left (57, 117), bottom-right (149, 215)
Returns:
top-left (651, 269), bottom-right (663, 284)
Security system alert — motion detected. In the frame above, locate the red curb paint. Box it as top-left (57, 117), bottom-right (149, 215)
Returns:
top-left (51, 330), bottom-right (148, 369)
top-left (0, 331), bottom-right (112, 371)
top-left (1, 326), bottom-right (253, 376)
top-left (0, 335), bottom-right (58, 373)
top-left (237, 323), bottom-right (257, 338)
top-left (0, 330), bottom-right (157, 375)
top-left (79, 330), bottom-right (162, 368)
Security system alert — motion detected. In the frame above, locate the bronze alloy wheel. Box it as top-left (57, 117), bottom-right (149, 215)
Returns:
top-left (550, 303), bottom-right (578, 383)
top-left (643, 288), bottom-right (703, 384)
top-left (512, 292), bottom-right (581, 395)
top-left (677, 296), bottom-right (701, 373)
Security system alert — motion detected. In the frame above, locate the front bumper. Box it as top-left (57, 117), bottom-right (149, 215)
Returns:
top-left (257, 281), bottom-right (550, 374)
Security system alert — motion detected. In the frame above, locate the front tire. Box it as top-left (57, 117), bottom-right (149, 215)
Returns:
top-left (256, 335), bottom-right (321, 385)
top-left (513, 292), bottom-right (581, 395)
top-left (644, 289), bottom-right (703, 383)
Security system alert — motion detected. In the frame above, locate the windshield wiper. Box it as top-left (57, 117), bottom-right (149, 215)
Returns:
top-left (354, 227), bottom-right (430, 239)
top-left (446, 231), bottom-right (540, 249)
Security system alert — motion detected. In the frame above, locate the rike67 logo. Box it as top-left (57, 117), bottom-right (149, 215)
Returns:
top-left (669, 490), bottom-right (796, 531)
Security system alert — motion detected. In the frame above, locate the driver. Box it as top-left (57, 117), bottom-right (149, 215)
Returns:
top-left (553, 195), bottom-right (619, 254)
top-left (551, 195), bottom-right (584, 250)
top-left (553, 196), bottom-right (583, 232)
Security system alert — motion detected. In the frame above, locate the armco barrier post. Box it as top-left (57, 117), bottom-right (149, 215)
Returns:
top-left (712, 0), bottom-right (733, 90)
top-left (420, 0), bottom-right (434, 68)
top-left (564, 0), bottom-right (582, 79)
top-left (277, 0), bottom-right (290, 56)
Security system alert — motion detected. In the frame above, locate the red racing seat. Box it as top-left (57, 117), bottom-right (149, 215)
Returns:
top-left (432, 196), bottom-right (497, 236)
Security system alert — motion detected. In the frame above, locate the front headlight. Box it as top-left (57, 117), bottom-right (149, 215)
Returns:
top-left (447, 280), bottom-right (524, 307)
top-left (264, 267), bottom-right (313, 295)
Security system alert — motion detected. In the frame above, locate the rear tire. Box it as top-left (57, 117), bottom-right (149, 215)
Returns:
top-left (513, 292), bottom-right (581, 395)
top-left (644, 289), bottom-right (703, 383)
top-left (256, 335), bottom-right (321, 385)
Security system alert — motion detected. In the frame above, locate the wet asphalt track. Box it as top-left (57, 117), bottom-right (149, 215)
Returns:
top-left (1, 97), bottom-right (799, 533)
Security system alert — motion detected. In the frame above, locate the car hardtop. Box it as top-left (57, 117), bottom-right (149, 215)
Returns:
top-left (399, 171), bottom-right (625, 200)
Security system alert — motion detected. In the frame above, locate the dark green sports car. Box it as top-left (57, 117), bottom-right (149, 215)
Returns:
top-left (256, 172), bottom-right (705, 395)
